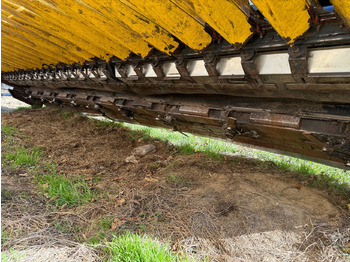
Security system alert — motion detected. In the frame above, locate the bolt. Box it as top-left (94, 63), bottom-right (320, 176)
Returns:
top-left (292, 47), bottom-right (300, 54)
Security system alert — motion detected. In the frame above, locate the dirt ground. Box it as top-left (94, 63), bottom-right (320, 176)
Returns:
top-left (2, 107), bottom-right (350, 261)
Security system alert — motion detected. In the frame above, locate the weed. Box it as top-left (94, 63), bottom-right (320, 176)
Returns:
top-left (1, 252), bottom-right (8, 262)
top-left (54, 221), bottom-right (70, 234)
top-left (100, 217), bottom-right (113, 231)
top-left (1, 124), bottom-right (17, 136)
top-left (1, 189), bottom-right (11, 200)
top-left (4, 147), bottom-right (41, 166)
top-left (176, 144), bottom-right (195, 155)
top-left (87, 236), bottom-right (101, 245)
top-left (166, 174), bottom-right (188, 186)
top-left (60, 110), bottom-right (77, 119)
top-left (1, 249), bottom-right (26, 261)
top-left (105, 232), bottom-right (193, 262)
top-left (151, 162), bottom-right (161, 169)
top-left (1, 229), bottom-right (9, 245)
top-left (36, 170), bottom-right (95, 207)
top-left (138, 223), bottom-right (147, 232)
top-left (204, 149), bottom-right (224, 161)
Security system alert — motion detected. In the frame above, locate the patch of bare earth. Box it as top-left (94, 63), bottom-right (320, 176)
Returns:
top-left (2, 107), bottom-right (349, 261)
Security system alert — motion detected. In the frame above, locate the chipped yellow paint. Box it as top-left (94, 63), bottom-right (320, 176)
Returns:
top-left (2, 1), bottom-right (97, 60)
top-left (1, 27), bottom-right (78, 65)
top-left (171, 0), bottom-right (253, 45)
top-left (2, 45), bottom-right (44, 68)
top-left (1, 20), bottom-right (88, 66)
top-left (251, 0), bottom-right (311, 44)
top-left (1, 34), bottom-right (64, 64)
top-left (1, 20), bottom-right (83, 64)
top-left (82, 0), bottom-right (179, 54)
top-left (2, 38), bottom-right (59, 67)
top-left (1, 63), bottom-right (17, 72)
top-left (119, 0), bottom-right (212, 50)
top-left (1, 51), bottom-right (39, 69)
top-left (3, 0), bottom-right (131, 60)
top-left (44, 0), bottom-right (151, 58)
top-left (331, 0), bottom-right (350, 28)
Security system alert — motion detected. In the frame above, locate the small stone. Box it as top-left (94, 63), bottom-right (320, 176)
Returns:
top-left (131, 144), bottom-right (156, 157)
top-left (125, 155), bottom-right (139, 164)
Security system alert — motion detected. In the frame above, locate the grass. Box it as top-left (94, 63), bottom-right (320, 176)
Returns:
top-left (105, 232), bottom-right (192, 262)
top-left (35, 163), bottom-right (95, 207)
top-left (90, 119), bottom-right (350, 191)
top-left (166, 174), bottom-right (189, 186)
top-left (60, 110), bottom-right (78, 119)
top-left (3, 147), bottom-right (42, 167)
top-left (92, 118), bottom-right (122, 129)
top-left (15, 106), bottom-right (32, 111)
top-left (1, 229), bottom-right (9, 246)
top-left (1, 124), bottom-right (17, 136)
top-left (1, 250), bottom-right (24, 262)
top-left (100, 217), bottom-right (114, 231)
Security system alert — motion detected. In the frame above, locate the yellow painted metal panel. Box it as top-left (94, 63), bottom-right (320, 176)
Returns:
top-left (1, 19), bottom-right (85, 63)
top-left (44, 0), bottom-right (151, 58)
top-left (1, 51), bottom-right (39, 69)
top-left (1, 21), bottom-right (83, 64)
top-left (1, 27), bottom-right (78, 65)
top-left (1, 45), bottom-right (45, 68)
top-left (81, 0), bottom-right (179, 54)
top-left (2, 61), bottom-right (22, 71)
top-left (2, 1), bottom-right (99, 60)
top-left (171, 0), bottom-right (253, 46)
top-left (1, 35), bottom-right (64, 64)
top-left (1, 63), bottom-right (17, 72)
top-left (119, 0), bottom-right (212, 50)
top-left (1, 1), bottom-right (97, 61)
top-left (3, 0), bottom-right (132, 60)
top-left (331, 0), bottom-right (350, 27)
top-left (1, 39), bottom-right (58, 67)
top-left (251, 0), bottom-right (311, 44)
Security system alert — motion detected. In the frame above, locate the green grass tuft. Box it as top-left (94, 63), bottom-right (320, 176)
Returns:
top-left (15, 106), bottom-right (32, 111)
top-left (4, 147), bottom-right (41, 166)
top-left (1, 124), bottom-right (17, 136)
top-left (93, 119), bottom-right (123, 129)
top-left (176, 144), bottom-right (195, 155)
top-left (105, 232), bottom-right (192, 262)
top-left (36, 165), bottom-right (95, 207)
top-left (100, 217), bottom-right (114, 231)
top-left (60, 110), bottom-right (78, 119)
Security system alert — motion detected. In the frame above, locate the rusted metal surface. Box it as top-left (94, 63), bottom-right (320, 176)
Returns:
top-left (8, 85), bottom-right (349, 169)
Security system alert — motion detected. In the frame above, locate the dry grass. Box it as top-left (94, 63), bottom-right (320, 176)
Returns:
top-left (2, 107), bottom-right (350, 261)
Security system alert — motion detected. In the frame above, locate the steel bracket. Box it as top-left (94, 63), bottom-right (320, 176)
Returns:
top-left (241, 49), bottom-right (263, 85)
top-left (204, 54), bottom-right (219, 77)
top-left (152, 57), bottom-right (165, 78)
top-left (288, 45), bottom-right (310, 83)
